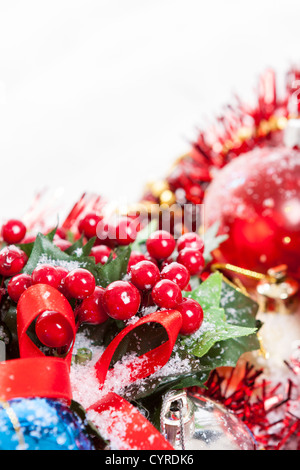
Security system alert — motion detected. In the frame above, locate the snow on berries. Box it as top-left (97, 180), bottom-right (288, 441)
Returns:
top-left (0, 214), bottom-right (207, 363)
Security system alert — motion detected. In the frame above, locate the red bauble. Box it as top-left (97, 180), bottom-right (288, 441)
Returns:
top-left (204, 146), bottom-right (300, 279)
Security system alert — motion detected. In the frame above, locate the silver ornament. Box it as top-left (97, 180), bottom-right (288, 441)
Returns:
top-left (160, 390), bottom-right (257, 450)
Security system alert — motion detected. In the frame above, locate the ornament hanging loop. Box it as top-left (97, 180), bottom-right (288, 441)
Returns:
top-left (160, 390), bottom-right (194, 450)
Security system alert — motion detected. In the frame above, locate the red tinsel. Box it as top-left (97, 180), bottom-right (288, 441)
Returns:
top-left (142, 66), bottom-right (300, 206)
top-left (193, 358), bottom-right (300, 450)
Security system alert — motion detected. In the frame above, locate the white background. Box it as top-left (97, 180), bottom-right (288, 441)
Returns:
top-left (0, 0), bottom-right (299, 222)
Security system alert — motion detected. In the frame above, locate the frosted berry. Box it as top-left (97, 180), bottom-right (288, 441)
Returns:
top-left (35, 310), bottom-right (73, 348)
top-left (78, 213), bottom-right (103, 239)
top-left (0, 246), bottom-right (28, 277)
top-left (107, 216), bottom-right (138, 246)
top-left (177, 232), bottom-right (204, 253)
top-left (1, 219), bottom-right (26, 244)
top-left (146, 230), bottom-right (175, 260)
top-left (177, 248), bottom-right (205, 275)
top-left (32, 264), bottom-right (61, 289)
top-left (64, 268), bottom-right (96, 299)
top-left (151, 279), bottom-right (182, 309)
top-left (7, 273), bottom-right (32, 302)
top-left (90, 245), bottom-right (113, 265)
top-left (161, 262), bottom-right (190, 290)
top-left (130, 260), bottom-right (161, 291)
top-left (102, 280), bottom-right (141, 320)
top-left (76, 286), bottom-right (109, 325)
top-left (176, 298), bottom-right (204, 335)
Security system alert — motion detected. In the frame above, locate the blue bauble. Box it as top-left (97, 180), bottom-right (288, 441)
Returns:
top-left (0, 398), bottom-right (95, 450)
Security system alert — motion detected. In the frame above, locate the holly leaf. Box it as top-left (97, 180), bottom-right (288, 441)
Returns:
top-left (17, 226), bottom-right (57, 258)
top-left (22, 232), bottom-right (99, 279)
top-left (22, 232), bottom-right (71, 274)
top-left (181, 272), bottom-right (258, 358)
top-left (65, 236), bottom-right (96, 257)
top-left (94, 245), bottom-right (131, 287)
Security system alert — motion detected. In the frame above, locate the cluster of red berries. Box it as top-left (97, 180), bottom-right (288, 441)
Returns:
top-left (0, 217), bottom-right (205, 350)
top-left (91, 229), bottom-right (205, 336)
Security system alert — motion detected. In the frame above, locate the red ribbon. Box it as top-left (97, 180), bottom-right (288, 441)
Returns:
top-left (2, 284), bottom-right (183, 450)
top-left (17, 283), bottom-right (76, 366)
top-left (0, 357), bottom-right (72, 403)
top-left (88, 309), bottom-right (182, 450)
top-left (0, 284), bottom-right (75, 404)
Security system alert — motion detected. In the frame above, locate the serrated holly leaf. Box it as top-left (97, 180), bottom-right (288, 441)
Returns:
top-left (65, 236), bottom-right (96, 257)
top-left (94, 245), bottom-right (131, 287)
top-left (17, 226), bottom-right (57, 258)
top-left (220, 278), bottom-right (259, 328)
top-left (22, 232), bottom-right (71, 274)
top-left (22, 232), bottom-right (99, 279)
top-left (182, 272), bottom-right (257, 358)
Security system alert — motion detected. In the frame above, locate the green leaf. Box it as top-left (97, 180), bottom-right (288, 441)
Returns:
top-left (182, 272), bottom-right (258, 359)
top-left (94, 245), bottom-right (132, 287)
top-left (23, 233), bottom-right (71, 274)
top-left (65, 236), bottom-right (96, 257)
top-left (17, 226), bottom-right (58, 258)
top-left (22, 232), bottom-right (99, 279)
top-left (184, 271), bottom-right (223, 310)
top-left (220, 278), bottom-right (259, 328)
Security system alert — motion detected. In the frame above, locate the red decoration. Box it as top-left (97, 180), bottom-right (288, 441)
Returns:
top-left (195, 359), bottom-right (300, 450)
top-left (88, 309), bottom-right (182, 450)
top-left (17, 283), bottom-right (76, 366)
top-left (204, 146), bottom-right (300, 279)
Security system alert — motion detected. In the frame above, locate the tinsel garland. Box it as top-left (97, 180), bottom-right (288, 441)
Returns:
top-left (195, 358), bottom-right (300, 450)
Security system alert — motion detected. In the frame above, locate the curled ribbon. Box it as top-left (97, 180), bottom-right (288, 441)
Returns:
top-left (17, 283), bottom-right (76, 366)
top-left (2, 284), bottom-right (183, 450)
top-left (88, 309), bottom-right (183, 450)
top-left (0, 284), bottom-right (75, 404)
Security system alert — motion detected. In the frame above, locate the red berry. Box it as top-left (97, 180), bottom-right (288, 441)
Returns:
top-left (176, 298), bottom-right (204, 335)
top-left (130, 260), bottom-right (160, 291)
top-left (146, 230), bottom-right (175, 260)
top-left (7, 273), bottom-right (32, 302)
top-left (177, 232), bottom-right (204, 253)
top-left (78, 213), bottom-right (103, 239)
top-left (35, 310), bottom-right (73, 348)
top-left (76, 286), bottom-right (109, 325)
top-left (161, 262), bottom-right (190, 290)
top-left (32, 264), bottom-right (61, 289)
top-left (53, 239), bottom-right (72, 251)
top-left (0, 246), bottom-right (28, 277)
top-left (1, 219), bottom-right (26, 244)
top-left (64, 268), bottom-right (96, 299)
top-left (90, 245), bottom-right (113, 265)
top-left (177, 248), bottom-right (205, 275)
top-left (107, 216), bottom-right (138, 246)
top-left (127, 251), bottom-right (148, 272)
top-left (54, 266), bottom-right (69, 288)
top-left (151, 279), bottom-right (182, 309)
top-left (102, 281), bottom-right (141, 320)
